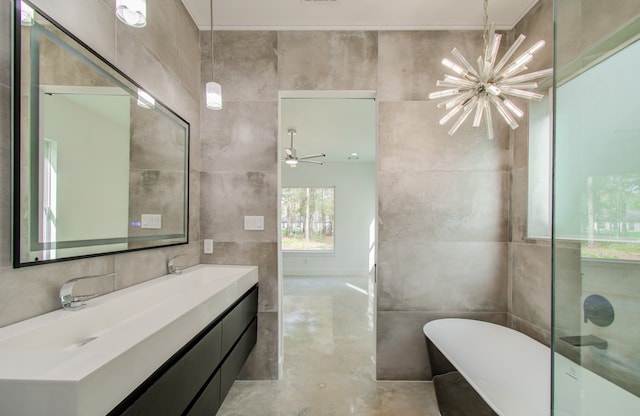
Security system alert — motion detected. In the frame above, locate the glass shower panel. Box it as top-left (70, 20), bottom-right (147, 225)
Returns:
top-left (553, 1), bottom-right (640, 414)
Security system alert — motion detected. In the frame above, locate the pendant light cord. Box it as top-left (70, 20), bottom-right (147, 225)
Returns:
top-left (210, 0), bottom-right (214, 81)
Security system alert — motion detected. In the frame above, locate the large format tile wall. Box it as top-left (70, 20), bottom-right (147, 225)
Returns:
top-left (0, 0), bottom-right (201, 327)
top-left (199, 27), bottom-right (534, 379)
top-left (376, 30), bottom-right (511, 380)
top-left (508, 0), bottom-right (553, 346)
top-left (198, 31), bottom-right (280, 380)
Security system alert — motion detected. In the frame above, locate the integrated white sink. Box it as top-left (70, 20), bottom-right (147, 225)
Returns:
top-left (0, 264), bottom-right (258, 416)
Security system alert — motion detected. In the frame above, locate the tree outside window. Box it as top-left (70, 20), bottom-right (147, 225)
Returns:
top-left (281, 187), bottom-right (334, 251)
top-left (580, 174), bottom-right (640, 260)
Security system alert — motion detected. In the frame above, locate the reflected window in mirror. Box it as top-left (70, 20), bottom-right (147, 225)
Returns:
top-left (13, 2), bottom-right (189, 266)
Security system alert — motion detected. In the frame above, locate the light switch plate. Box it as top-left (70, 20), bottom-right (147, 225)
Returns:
top-left (141, 214), bottom-right (162, 229)
top-left (244, 216), bottom-right (264, 231)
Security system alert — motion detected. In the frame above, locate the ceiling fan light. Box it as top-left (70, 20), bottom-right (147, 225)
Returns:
top-left (282, 128), bottom-right (324, 167)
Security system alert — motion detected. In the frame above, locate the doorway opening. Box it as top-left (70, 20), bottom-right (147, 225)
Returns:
top-left (277, 91), bottom-right (377, 380)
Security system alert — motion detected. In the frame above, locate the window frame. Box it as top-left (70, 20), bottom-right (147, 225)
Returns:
top-left (280, 186), bottom-right (336, 253)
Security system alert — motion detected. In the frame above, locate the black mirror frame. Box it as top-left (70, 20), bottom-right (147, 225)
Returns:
top-left (11, 0), bottom-right (190, 268)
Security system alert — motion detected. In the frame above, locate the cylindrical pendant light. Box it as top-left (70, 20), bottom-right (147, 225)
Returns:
top-left (115, 0), bottom-right (147, 28)
top-left (205, 0), bottom-right (222, 110)
top-left (206, 82), bottom-right (222, 110)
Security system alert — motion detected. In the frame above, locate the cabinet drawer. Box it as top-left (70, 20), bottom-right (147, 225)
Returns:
top-left (121, 323), bottom-right (222, 415)
top-left (112, 285), bottom-right (258, 416)
top-left (220, 318), bottom-right (258, 402)
top-left (221, 287), bottom-right (258, 355)
top-left (186, 372), bottom-right (221, 416)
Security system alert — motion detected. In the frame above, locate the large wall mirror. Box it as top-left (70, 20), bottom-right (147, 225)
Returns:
top-left (13, 2), bottom-right (189, 267)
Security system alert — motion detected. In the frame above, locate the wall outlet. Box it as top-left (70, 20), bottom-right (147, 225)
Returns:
top-left (203, 239), bottom-right (213, 254)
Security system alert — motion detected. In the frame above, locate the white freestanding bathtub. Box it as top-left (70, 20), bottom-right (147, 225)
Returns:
top-left (423, 318), bottom-right (640, 416)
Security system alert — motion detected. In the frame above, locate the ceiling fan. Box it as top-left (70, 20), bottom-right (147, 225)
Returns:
top-left (283, 129), bottom-right (326, 168)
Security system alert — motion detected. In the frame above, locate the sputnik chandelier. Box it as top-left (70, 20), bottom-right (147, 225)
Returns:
top-left (428, 0), bottom-right (552, 139)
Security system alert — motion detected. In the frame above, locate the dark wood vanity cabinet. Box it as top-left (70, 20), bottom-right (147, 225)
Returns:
top-left (110, 285), bottom-right (258, 416)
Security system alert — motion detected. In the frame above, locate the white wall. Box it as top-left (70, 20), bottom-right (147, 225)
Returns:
top-left (42, 92), bottom-right (130, 257)
top-left (282, 161), bottom-right (375, 276)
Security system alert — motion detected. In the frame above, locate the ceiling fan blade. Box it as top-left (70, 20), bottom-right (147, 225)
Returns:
top-left (298, 153), bottom-right (326, 160)
top-left (299, 160), bottom-right (324, 165)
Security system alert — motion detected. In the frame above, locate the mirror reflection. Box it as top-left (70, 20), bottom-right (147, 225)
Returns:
top-left (15, 3), bottom-right (189, 266)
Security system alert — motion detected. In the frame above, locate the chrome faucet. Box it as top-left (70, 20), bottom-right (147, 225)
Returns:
top-left (59, 273), bottom-right (116, 310)
top-left (168, 254), bottom-right (190, 275)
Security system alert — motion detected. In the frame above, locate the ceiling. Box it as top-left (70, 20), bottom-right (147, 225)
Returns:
top-left (182, 0), bottom-right (539, 31)
top-left (280, 98), bottom-right (376, 163)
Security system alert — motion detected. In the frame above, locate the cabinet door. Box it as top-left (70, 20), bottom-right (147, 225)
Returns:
top-left (222, 288), bottom-right (258, 355)
top-left (121, 324), bottom-right (222, 415)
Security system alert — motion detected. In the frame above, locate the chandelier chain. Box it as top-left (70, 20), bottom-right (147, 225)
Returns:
top-left (483, 0), bottom-right (490, 53)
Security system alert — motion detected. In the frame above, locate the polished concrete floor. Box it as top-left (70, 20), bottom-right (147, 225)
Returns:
top-left (217, 276), bottom-right (441, 416)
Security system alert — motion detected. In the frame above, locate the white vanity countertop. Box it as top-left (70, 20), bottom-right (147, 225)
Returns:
top-left (0, 264), bottom-right (258, 416)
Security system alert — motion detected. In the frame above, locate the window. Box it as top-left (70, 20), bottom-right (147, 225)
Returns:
top-left (554, 38), bottom-right (640, 260)
top-left (281, 187), bottom-right (334, 251)
top-left (527, 90), bottom-right (553, 239)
